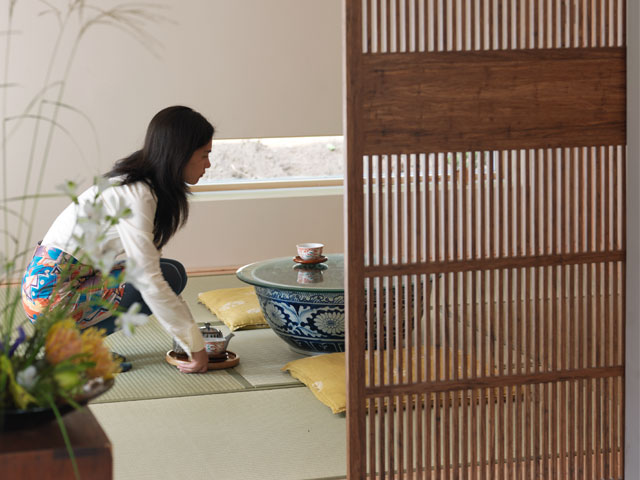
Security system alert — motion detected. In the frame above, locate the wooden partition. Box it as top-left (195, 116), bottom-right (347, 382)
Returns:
top-left (344, 1), bottom-right (626, 478)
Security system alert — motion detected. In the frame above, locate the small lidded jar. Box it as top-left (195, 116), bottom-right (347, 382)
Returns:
top-left (173, 323), bottom-right (232, 358)
top-left (201, 322), bottom-right (222, 353)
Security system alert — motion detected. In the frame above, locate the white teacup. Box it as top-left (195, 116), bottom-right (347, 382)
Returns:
top-left (297, 243), bottom-right (324, 261)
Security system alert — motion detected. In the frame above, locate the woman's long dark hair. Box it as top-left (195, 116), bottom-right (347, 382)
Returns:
top-left (107, 106), bottom-right (214, 249)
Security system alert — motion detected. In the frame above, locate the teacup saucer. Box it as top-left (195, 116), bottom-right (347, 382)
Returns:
top-left (293, 255), bottom-right (328, 265)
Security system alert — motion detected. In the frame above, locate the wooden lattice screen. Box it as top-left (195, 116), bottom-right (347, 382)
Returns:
top-left (344, 1), bottom-right (626, 478)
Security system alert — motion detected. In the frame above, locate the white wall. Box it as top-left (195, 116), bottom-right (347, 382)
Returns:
top-left (2, 0), bottom-right (344, 271)
top-left (167, 191), bottom-right (344, 271)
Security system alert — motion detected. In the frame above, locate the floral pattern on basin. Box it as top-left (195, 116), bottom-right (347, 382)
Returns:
top-left (254, 286), bottom-right (345, 354)
top-left (314, 312), bottom-right (344, 335)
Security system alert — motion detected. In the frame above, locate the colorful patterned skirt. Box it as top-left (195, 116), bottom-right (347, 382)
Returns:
top-left (21, 244), bottom-right (126, 329)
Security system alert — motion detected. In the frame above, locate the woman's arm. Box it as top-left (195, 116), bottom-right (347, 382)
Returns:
top-left (107, 183), bottom-right (206, 361)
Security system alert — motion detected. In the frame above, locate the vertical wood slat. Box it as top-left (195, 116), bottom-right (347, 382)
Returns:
top-left (560, 268), bottom-right (568, 478)
top-left (395, 0), bottom-right (400, 52)
top-left (581, 0), bottom-right (587, 48)
top-left (525, 151), bottom-right (533, 480)
top-left (394, 159), bottom-right (403, 474)
top-left (452, 158), bottom-right (460, 478)
top-left (365, 157), bottom-right (376, 477)
top-left (387, 0), bottom-right (392, 52)
top-left (345, 0), bottom-right (367, 477)
top-left (618, 142), bottom-right (627, 477)
top-left (405, 157), bottom-right (414, 477)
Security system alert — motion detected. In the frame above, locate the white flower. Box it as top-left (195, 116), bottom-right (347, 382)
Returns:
top-left (73, 186), bottom-right (131, 274)
top-left (108, 195), bottom-right (132, 222)
top-left (56, 180), bottom-right (80, 203)
top-left (123, 258), bottom-right (149, 290)
top-left (94, 176), bottom-right (113, 195)
top-left (91, 249), bottom-right (118, 274)
top-left (16, 365), bottom-right (38, 390)
top-left (74, 223), bottom-right (102, 246)
top-left (78, 198), bottom-right (105, 225)
top-left (73, 226), bottom-right (116, 273)
top-left (116, 303), bottom-right (148, 337)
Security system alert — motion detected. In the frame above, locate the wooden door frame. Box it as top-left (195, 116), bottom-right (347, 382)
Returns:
top-left (625, 0), bottom-right (640, 476)
top-left (345, 1), bottom-right (628, 478)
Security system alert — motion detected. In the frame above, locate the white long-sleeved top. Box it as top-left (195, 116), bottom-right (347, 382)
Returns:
top-left (42, 180), bottom-right (204, 356)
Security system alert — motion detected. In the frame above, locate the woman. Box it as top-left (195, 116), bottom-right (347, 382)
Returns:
top-left (21, 106), bottom-right (212, 374)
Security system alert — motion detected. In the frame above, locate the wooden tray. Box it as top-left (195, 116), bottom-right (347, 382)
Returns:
top-left (165, 350), bottom-right (240, 370)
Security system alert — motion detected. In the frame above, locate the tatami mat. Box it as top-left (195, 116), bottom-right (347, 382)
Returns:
top-left (98, 319), bottom-right (250, 403)
top-left (232, 327), bottom-right (306, 386)
top-left (6, 273), bottom-right (346, 478)
top-left (99, 304), bottom-right (303, 402)
top-left (90, 388), bottom-right (347, 480)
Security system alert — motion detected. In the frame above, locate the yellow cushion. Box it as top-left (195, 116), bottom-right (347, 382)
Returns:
top-left (283, 347), bottom-right (494, 414)
top-left (198, 287), bottom-right (269, 331)
top-left (283, 352), bottom-right (346, 414)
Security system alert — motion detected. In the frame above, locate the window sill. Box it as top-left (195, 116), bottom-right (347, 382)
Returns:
top-left (189, 178), bottom-right (343, 201)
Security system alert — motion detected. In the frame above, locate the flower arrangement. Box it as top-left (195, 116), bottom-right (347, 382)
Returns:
top-left (0, 1), bottom-right (166, 477)
top-left (0, 179), bottom-right (149, 478)
top-left (0, 3), bottom-right (169, 474)
top-left (1, 1), bottom-right (164, 404)
top-left (1, 317), bottom-right (118, 414)
top-left (0, 176), bottom-right (152, 405)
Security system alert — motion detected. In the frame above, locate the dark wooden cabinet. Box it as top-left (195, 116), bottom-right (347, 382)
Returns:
top-left (0, 407), bottom-right (112, 480)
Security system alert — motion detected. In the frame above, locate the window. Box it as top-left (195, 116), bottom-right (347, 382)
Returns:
top-left (194, 136), bottom-right (344, 191)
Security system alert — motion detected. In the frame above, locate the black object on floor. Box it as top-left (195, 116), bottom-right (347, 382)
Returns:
top-left (111, 352), bottom-right (127, 362)
top-left (111, 352), bottom-right (131, 372)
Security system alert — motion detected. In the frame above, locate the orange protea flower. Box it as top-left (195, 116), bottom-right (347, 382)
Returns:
top-left (80, 327), bottom-right (121, 379)
top-left (45, 319), bottom-right (120, 380)
top-left (45, 319), bottom-right (84, 365)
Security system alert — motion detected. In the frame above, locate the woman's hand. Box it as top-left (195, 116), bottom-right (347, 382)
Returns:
top-left (177, 348), bottom-right (209, 374)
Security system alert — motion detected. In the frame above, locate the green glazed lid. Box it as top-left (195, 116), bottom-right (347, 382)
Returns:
top-left (236, 253), bottom-right (344, 293)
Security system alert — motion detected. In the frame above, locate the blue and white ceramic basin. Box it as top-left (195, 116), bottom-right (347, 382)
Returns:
top-left (254, 286), bottom-right (345, 355)
top-left (236, 254), bottom-right (429, 355)
top-left (236, 255), bottom-right (345, 355)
